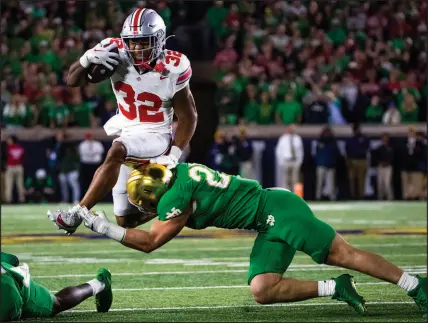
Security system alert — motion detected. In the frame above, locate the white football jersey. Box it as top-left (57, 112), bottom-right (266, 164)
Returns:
top-left (101, 38), bottom-right (192, 136)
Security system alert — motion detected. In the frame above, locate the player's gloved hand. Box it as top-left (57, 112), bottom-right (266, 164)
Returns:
top-left (79, 43), bottom-right (120, 71)
top-left (150, 146), bottom-right (182, 169)
top-left (82, 211), bottom-right (126, 242)
top-left (47, 205), bottom-right (84, 235)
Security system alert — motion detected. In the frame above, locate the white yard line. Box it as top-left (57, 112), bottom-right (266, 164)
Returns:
top-left (66, 301), bottom-right (415, 313)
top-left (34, 265), bottom-right (427, 279)
top-left (11, 242), bottom-right (427, 257)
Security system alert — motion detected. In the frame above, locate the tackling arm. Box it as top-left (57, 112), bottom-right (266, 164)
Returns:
top-left (122, 214), bottom-right (190, 253)
top-left (82, 209), bottom-right (190, 253)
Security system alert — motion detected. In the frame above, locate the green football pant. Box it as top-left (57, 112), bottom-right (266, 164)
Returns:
top-left (248, 188), bottom-right (336, 284)
top-left (0, 273), bottom-right (54, 321)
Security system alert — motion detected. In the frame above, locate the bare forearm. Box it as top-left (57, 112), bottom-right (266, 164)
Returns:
top-left (67, 60), bottom-right (87, 87)
top-left (121, 228), bottom-right (154, 253)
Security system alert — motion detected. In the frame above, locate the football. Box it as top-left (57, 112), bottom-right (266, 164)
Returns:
top-left (86, 44), bottom-right (120, 83)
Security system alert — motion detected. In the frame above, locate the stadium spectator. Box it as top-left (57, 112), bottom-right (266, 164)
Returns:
top-left (401, 127), bottom-right (424, 200)
top-left (1, 140), bottom-right (6, 202)
top-left (215, 73), bottom-right (240, 125)
top-left (314, 127), bottom-right (340, 201)
top-left (3, 92), bottom-right (33, 129)
top-left (207, 130), bottom-right (226, 171)
top-left (416, 131), bottom-right (427, 200)
top-left (275, 124), bottom-right (303, 192)
top-left (5, 135), bottom-right (25, 204)
top-left (346, 125), bottom-right (369, 200)
top-left (373, 133), bottom-right (394, 200)
top-left (236, 126), bottom-right (254, 179)
top-left (275, 92), bottom-right (302, 125)
top-left (25, 168), bottom-right (55, 203)
top-left (382, 102), bottom-right (402, 125)
top-left (78, 131), bottom-right (105, 195)
top-left (222, 133), bottom-right (241, 176)
top-left (99, 99), bottom-right (116, 126)
top-left (57, 136), bottom-right (80, 204)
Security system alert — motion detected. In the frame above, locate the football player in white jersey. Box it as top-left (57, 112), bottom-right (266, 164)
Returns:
top-left (51, 8), bottom-right (197, 230)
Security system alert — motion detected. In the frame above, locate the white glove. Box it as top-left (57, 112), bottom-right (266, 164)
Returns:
top-left (82, 211), bottom-right (126, 242)
top-left (150, 146), bottom-right (182, 169)
top-left (47, 205), bottom-right (84, 235)
top-left (79, 43), bottom-right (120, 70)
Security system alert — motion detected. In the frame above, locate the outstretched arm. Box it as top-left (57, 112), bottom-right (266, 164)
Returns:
top-left (82, 209), bottom-right (190, 253)
top-left (122, 214), bottom-right (190, 253)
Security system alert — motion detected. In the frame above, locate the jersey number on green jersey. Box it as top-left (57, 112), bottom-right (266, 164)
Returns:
top-left (188, 164), bottom-right (231, 189)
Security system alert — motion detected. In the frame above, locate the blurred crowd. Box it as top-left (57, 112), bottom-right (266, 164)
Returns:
top-left (0, 0), bottom-right (188, 130)
top-left (211, 0), bottom-right (428, 125)
top-left (2, 0), bottom-right (427, 130)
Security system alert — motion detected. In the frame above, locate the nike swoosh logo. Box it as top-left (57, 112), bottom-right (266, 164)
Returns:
top-left (94, 49), bottom-right (105, 52)
top-left (160, 76), bottom-right (168, 80)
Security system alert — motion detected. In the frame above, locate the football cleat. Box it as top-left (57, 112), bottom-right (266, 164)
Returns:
top-left (332, 274), bottom-right (367, 314)
top-left (408, 275), bottom-right (427, 317)
top-left (95, 268), bottom-right (113, 313)
top-left (47, 209), bottom-right (83, 235)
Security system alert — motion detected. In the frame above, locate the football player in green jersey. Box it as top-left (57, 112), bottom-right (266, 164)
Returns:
top-left (52, 163), bottom-right (427, 316)
top-left (0, 252), bottom-right (113, 321)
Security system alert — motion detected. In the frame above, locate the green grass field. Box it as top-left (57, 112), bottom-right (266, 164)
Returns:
top-left (1, 202), bottom-right (427, 322)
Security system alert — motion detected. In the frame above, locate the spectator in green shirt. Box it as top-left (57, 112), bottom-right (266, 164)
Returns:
top-left (34, 41), bottom-right (63, 73)
top-left (157, 1), bottom-right (171, 31)
top-left (25, 168), bottom-right (55, 203)
top-left (257, 91), bottom-right (275, 125)
top-left (71, 101), bottom-right (95, 127)
top-left (365, 95), bottom-right (384, 123)
top-left (49, 100), bottom-right (69, 128)
top-left (206, 1), bottom-right (228, 35)
top-left (215, 74), bottom-right (240, 125)
top-left (327, 18), bottom-right (347, 46)
top-left (243, 84), bottom-right (259, 124)
top-left (276, 92), bottom-right (302, 125)
top-left (3, 93), bottom-right (33, 128)
top-left (400, 93), bottom-right (419, 123)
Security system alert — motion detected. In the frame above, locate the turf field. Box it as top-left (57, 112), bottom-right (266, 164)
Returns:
top-left (1, 202), bottom-right (427, 322)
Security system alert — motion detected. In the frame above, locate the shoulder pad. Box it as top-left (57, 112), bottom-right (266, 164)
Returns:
top-left (162, 50), bottom-right (191, 75)
top-left (162, 50), bottom-right (192, 86)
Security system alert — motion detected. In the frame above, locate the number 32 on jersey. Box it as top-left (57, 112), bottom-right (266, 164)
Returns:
top-left (113, 81), bottom-right (164, 123)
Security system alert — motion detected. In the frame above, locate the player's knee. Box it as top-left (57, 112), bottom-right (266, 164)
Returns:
top-left (104, 142), bottom-right (126, 165)
top-left (250, 274), bottom-right (280, 304)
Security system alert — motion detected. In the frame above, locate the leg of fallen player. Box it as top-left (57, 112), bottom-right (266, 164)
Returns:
top-left (52, 268), bottom-right (112, 315)
top-left (79, 142), bottom-right (126, 210)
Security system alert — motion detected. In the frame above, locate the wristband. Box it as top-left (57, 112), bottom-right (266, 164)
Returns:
top-left (79, 54), bottom-right (90, 69)
top-left (169, 146), bottom-right (182, 160)
top-left (104, 222), bottom-right (126, 242)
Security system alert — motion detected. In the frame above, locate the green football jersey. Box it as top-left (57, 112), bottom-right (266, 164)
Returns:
top-left (157, 163), bottom-right (264, 230)
top-left (1, 261), bottom-right (31, 303)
